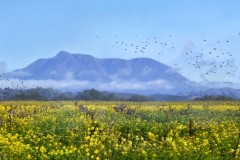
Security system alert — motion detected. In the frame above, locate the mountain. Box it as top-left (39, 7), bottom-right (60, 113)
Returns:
top-left (8, 51), bottom-right (200, 94)
top-left (11, 51), bottom-right (187, 82)
top-left (5, 51), bottom-right (240, 99)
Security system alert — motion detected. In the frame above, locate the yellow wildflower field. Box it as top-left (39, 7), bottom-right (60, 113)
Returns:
top-left (0, 101), bottom-right (239, 159)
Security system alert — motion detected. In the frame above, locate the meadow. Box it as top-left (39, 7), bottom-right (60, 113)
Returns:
top-left (0, 101), bottom-right (239, 159)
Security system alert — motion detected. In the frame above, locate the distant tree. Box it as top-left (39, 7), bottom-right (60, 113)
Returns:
top-left (77, 89), bottom-right (103, 101)
top-left (194, 95), bottom-right (235, 101)
top-left (1, 87), bottom-right (157, 101)
top-left (102, 93), bottom-right (119, 101)
top-left (128, 94), bottom-right (155, 102)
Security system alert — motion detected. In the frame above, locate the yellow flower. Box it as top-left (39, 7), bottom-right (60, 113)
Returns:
top-left (40, 146), bottom-right (46, 153)
top-left (148, 132), bottom-right (155, 140)
top-left (94, 149), bottom-right (99, 154)
top-left (85, 135), bottom-right (90, 140)
top-left (166, 137), bottom-right (172, 143)
top-left (96, 156), bottom-right (100, 160)
top-left (101, 144), bottom-right (105, 149)
top-left (141, 150), bottom-right (147, 155)
top-left (27, 154), bottom-right (31, 159)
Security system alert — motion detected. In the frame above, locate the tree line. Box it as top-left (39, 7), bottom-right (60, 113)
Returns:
top-left (0, 88), bottom-right (236, 101)
top-left (0, 88), bottom-right (154, 101)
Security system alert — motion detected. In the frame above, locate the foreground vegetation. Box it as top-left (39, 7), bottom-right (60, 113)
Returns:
top-left (0, 101), bottom-right (239, 159)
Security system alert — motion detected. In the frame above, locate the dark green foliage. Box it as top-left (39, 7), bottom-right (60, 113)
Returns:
top-left (194, 95), bottom-right (236, 101)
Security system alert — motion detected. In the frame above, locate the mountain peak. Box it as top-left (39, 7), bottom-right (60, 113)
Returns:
top-left (55, 51), bottom-right (95, 60)
top-left (56, 50), bottom-right (70, 57)
top-left (9, 51), bottom-right (194, 94)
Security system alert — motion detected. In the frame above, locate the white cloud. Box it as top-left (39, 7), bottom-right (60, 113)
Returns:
top-left (200, 80), bottom-right (240, 89)
top-left (103, 79), bottom-right (173, 91)
top-left (0, 78), bottom-right (174, 92)
top-left (117, 69), bottom-right (132, 76)
top-left (98, 80), bottom-right (146, 90)
top-left (0, 79), bottom-right (89, 90)
top-left (146, 80), bottom-right (173, 89)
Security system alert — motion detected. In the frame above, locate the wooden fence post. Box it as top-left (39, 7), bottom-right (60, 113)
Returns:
top-left (189, 119), bottom-right (194, 137)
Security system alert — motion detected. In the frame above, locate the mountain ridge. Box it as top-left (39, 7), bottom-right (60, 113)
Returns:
top-left (10, 51), bottom-right (190, 81)
top-left (3, 51), bottom-right (240, 99)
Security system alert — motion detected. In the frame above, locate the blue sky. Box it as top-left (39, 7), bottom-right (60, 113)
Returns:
top-left (0, 0), bottom-right (240, 83)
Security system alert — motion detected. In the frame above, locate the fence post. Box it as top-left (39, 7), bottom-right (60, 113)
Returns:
top-left (189, 119), bottom-right (194, 137)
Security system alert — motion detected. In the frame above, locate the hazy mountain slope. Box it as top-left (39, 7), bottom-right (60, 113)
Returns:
top-left (7, 51), bottom-right (240, 98)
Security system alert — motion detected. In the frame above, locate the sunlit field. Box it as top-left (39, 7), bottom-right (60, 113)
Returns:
top-left (0, 101), bottom-right (239, 159)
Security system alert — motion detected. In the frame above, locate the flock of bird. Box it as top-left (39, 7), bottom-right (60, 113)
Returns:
top-left (183, 39), bottom-right (237, 76)
top-left (0, 32), bottom-right (239, 92)
top-left (110, 34), bottom-right (175, 55)
top-left (0, 74), bottom-right (38, 96)
top-left (95, 32), bottom-right (240, 77)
